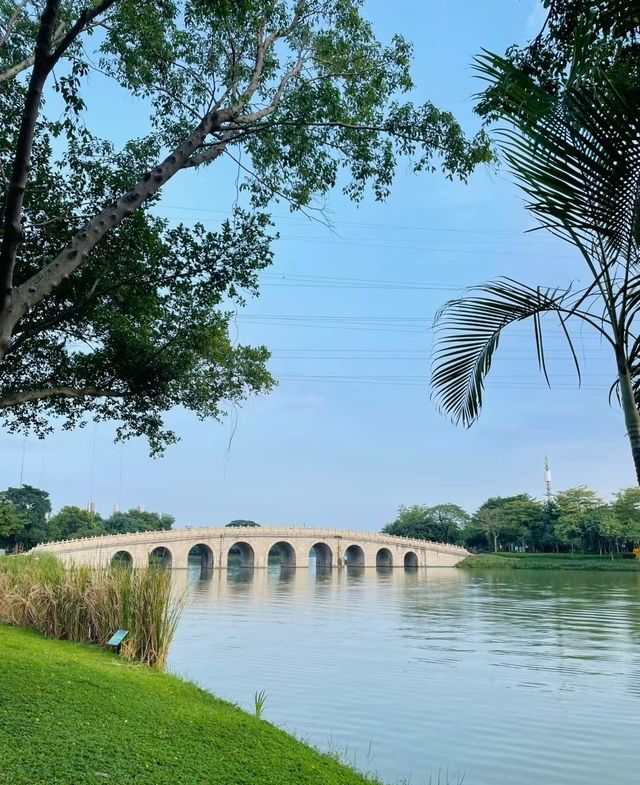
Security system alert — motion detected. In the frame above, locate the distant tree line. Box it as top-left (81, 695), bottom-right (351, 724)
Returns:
top-left (0, 485), bottom-right (173, 552)
top-left (383, 488), bottom-right (640, 557)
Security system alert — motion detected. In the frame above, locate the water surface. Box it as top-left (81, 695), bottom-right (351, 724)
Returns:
top-left (169, 565), bottom-right (640, 785)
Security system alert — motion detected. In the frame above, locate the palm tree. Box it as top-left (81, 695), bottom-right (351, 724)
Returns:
top-left (430, 49), bottom-right (640, 482)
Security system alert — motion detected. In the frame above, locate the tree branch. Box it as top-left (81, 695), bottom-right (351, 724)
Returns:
top-left (0, 13), bottom-right (111, 84)
top-left (0, 0), bottom-right (30, 49)
top-left (0, 53), bottom-right (38, 83)
top-left (236, 51), bottom-right (306, 124)
top-left (3, 107), bottom-right (231, 346)
top-left (0, 385), bottom-right (126, 408)
top-left (183, 128), bottom-right (249, 168)
top-left (48, 0), bottom-right (117, 68)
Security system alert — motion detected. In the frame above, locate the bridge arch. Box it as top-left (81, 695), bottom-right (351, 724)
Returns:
top-left (376, 547), bottom-right (393, 568)
top-left (188, 543), bottom-right (214, 572)
top-left (309, 542), bottom-right (333, 568)
top-left (344, 544), bottom-right (365, 566)
top-left (268, 541), bottom-right (296, 568)
top-left (111, 550), bottom-right (133, 568)
top-left (149, 546), bottom-right (172, 568)
top-left (227, 541), bottom-right (255, 568)
top-left (404, 551), bottom-right (419, 568)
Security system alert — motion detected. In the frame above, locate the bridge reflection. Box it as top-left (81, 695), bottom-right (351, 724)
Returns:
top-left (171, 560), bottom-right (468, 610)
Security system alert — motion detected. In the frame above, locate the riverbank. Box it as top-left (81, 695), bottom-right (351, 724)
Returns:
top-left (0, 626), bottom-right (379, 785)
top-left (459, 552), bottom-right (640, 570)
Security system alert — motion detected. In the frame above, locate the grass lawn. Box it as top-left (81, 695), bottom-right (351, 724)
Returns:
top-left (0, 625), bottom-right (378, 785)
top-left (459, 552), bottom-right (640, 571)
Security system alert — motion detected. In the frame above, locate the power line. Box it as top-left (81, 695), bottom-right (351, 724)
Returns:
top-left (259, 272), bottom-right (464, 291)
top-left (158, 202), bottom-right (561, 239)
top-left (275, 373), bottom-right (610, 389)
top-left (268, 346), bottom-right (610, 355)
top-left (273, 235), bottom-right (575, 260)
top-left (269, 355), bottom-right (612, 363)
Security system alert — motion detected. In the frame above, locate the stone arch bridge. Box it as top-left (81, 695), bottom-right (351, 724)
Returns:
top-left (32, 527), bottom-right (469, 570)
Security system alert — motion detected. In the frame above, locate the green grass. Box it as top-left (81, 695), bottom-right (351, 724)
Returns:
top-left (459, 552), bottom-right (640, 571)
top-left (0, 625), bottom-right (380, 785)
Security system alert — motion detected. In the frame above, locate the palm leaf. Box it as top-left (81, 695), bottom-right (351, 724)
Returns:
top-left (431, 278), bottom-right (579, 426)
top-left (475, 50), bottom-right (640, 259)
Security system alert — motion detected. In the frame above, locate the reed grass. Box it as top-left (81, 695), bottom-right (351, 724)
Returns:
top-left (0, 554), bottom-right (182, 667)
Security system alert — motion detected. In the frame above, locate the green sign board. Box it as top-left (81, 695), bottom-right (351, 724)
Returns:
top-left (107, 630), bottom-right (129, 647)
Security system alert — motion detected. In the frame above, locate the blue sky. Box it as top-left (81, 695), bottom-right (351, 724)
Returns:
top-left (1, 0), bottom-right (634, 526)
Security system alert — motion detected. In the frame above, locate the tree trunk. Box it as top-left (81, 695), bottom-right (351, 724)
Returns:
top-left (0, 0), bottom-right (60, 305)
top-left (493, 532), bottom-right (498, 553)
top-left (618, 367), bottom-right (640, 486)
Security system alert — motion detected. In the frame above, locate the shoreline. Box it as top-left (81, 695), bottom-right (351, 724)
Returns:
top-left (458, 553), bottom-right (640, 571)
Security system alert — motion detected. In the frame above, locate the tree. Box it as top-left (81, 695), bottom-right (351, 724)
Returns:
top-left (48, 505), bottom-right (105, 539)
top-left (477, 0), bottom-right (640, 118)
top-left (0, 1), bottom-right (491, 453)
top-left (103, 509), bottom-right (174, 534)
top-left (592, 506), bottom-right (624, 559)
top-left (472, 495), bottom-right (543, 552)
top-left (431, 44), bottom-right (640, 482)
top-left (2, 484), bottom-right (52, 548)
top-left (611, 487), bottom-right (640, 550)
top-left (473, 508), bottom-right (508, 553)
top-left (471, 495), bottom-right (542, 552)
top-left (553, 486), bottom-right (602, 554)
top-left (383, 505), bottom-right (439, 542)
top-left (612, 487), bottom-right (640, 527)
top-left (428, 504), bottom-right (469, 544)
top-left (460, 520), bottom-right (489, 551)
top-left (226, 520), bottom-right (259, 527)
top-left (383, 504), bottom-right (468, 543)
top-left (0, 495), bottom-right (26, 549)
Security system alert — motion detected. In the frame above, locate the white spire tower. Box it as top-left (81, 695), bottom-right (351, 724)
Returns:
top-left (544, 456), bottom-right (553, 501)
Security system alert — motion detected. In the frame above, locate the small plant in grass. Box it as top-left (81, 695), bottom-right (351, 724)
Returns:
top-left (253, 689), bottom-right (267, 719)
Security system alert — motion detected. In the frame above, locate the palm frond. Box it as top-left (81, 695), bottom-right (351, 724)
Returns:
top-left (475, 50), bottom-right (640, 259)
top-left (431, 278), bottom-right (578, 426)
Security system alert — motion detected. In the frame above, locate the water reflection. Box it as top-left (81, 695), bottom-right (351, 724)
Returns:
top-left (169, 566), bottom-right (640, 785)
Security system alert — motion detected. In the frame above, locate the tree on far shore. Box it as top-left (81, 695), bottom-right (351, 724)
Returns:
top-left (0, 483), bottom-right (174, 551)
top-left (103, 509), bottom-right (174, 534)
top-left (383, 505), bottom-right (465, 544)
top-left (3, 485), bottom-right (51, 550)
top-left (226, 520), bottom-right (260, 528)
top-left (0, 496), bottom-right (25, 549)
top-left (48, 505), bottom-right (105, 540)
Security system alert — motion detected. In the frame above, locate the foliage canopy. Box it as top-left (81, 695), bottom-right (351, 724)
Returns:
top-left (0, 0), bottom-right (491, 452)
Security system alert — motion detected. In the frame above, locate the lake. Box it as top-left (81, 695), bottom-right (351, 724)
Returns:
top-left (169, 564), bottom-right (640, 785)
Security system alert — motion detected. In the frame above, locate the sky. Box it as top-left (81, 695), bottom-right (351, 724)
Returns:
top-left (1, 0), bottom-right (635, 528)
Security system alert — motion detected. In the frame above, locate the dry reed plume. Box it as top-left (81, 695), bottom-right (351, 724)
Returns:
top-left (0, 554), bottom-right (182, 668)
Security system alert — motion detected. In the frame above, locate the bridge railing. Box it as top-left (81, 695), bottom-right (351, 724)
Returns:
top-left (32, 526), bottom-right (469, 555)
